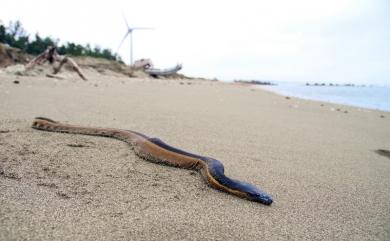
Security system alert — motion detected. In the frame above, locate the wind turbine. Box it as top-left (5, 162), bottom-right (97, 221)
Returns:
top-left (117, 15), bottom-right (152, 65)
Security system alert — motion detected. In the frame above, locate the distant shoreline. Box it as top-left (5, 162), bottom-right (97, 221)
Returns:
top-left (257, 82), bottom-right (390, 112)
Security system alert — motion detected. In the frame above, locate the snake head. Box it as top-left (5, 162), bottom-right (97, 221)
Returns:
top-left (247, 191), bottom-right (273, 205)
top-left (235, 179), bottom-right (273, 205)
top-left (207, 158), bottom-right (273, 205)
top-left (231, 178), bottom-right (273, 205)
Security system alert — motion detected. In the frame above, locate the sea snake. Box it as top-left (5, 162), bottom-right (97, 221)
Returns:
top-left (32, 117), bottom-right (273, 205)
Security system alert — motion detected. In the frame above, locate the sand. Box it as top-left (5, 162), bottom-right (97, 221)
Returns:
top-left (0, 73), bottom-right (389, 241)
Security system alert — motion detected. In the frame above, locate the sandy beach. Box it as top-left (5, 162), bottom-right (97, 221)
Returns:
top-left (0, 73), bottom-right (389, 241)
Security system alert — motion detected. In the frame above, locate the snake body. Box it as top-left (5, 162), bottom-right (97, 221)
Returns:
top-left (32, 117), bottom-right (273, 205)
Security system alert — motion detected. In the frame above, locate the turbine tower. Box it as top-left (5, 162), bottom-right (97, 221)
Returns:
top-left (117, 15), bottom-right (152, 65)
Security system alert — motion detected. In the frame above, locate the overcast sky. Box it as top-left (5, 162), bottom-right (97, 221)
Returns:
top-left (1, 0), bottom-right (389, 84)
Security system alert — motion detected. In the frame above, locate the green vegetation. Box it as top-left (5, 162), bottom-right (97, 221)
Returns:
top-left (0, 20), bottom-right (120, 61)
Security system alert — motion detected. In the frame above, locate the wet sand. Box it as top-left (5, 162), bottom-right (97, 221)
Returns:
top-left (0, 74), bottom-right (389, 240)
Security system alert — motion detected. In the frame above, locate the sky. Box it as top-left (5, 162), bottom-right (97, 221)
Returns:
top-left (1, 0), bottom-right (389, 84)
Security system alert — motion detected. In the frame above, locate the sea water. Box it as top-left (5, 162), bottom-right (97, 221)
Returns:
top-left (260, 82), bottom-right (390, 112)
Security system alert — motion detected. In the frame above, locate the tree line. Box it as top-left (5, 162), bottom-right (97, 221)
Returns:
top-left (0, 20), bottom-right (120, 61)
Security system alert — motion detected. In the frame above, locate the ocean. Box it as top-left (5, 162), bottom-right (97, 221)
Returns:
top-left (259, 82), bottom-right (390, 112)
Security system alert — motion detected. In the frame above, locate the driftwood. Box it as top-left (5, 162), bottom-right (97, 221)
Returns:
top-left (46, 73), bottom-right (65, 80)
top-left (26, 46), bottom-right (87, 80)
top-left (133, 58), bottom-right (182, 77)
top-left (145, 64), bottom-right (182, 77)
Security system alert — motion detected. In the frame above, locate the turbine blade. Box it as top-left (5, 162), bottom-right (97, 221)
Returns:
top-left (116, 31), bottom-right (130, 53)
top-left (131, 27), bottom-right (154, 30)
top-left (122, 12), bottom-right (130, 29)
